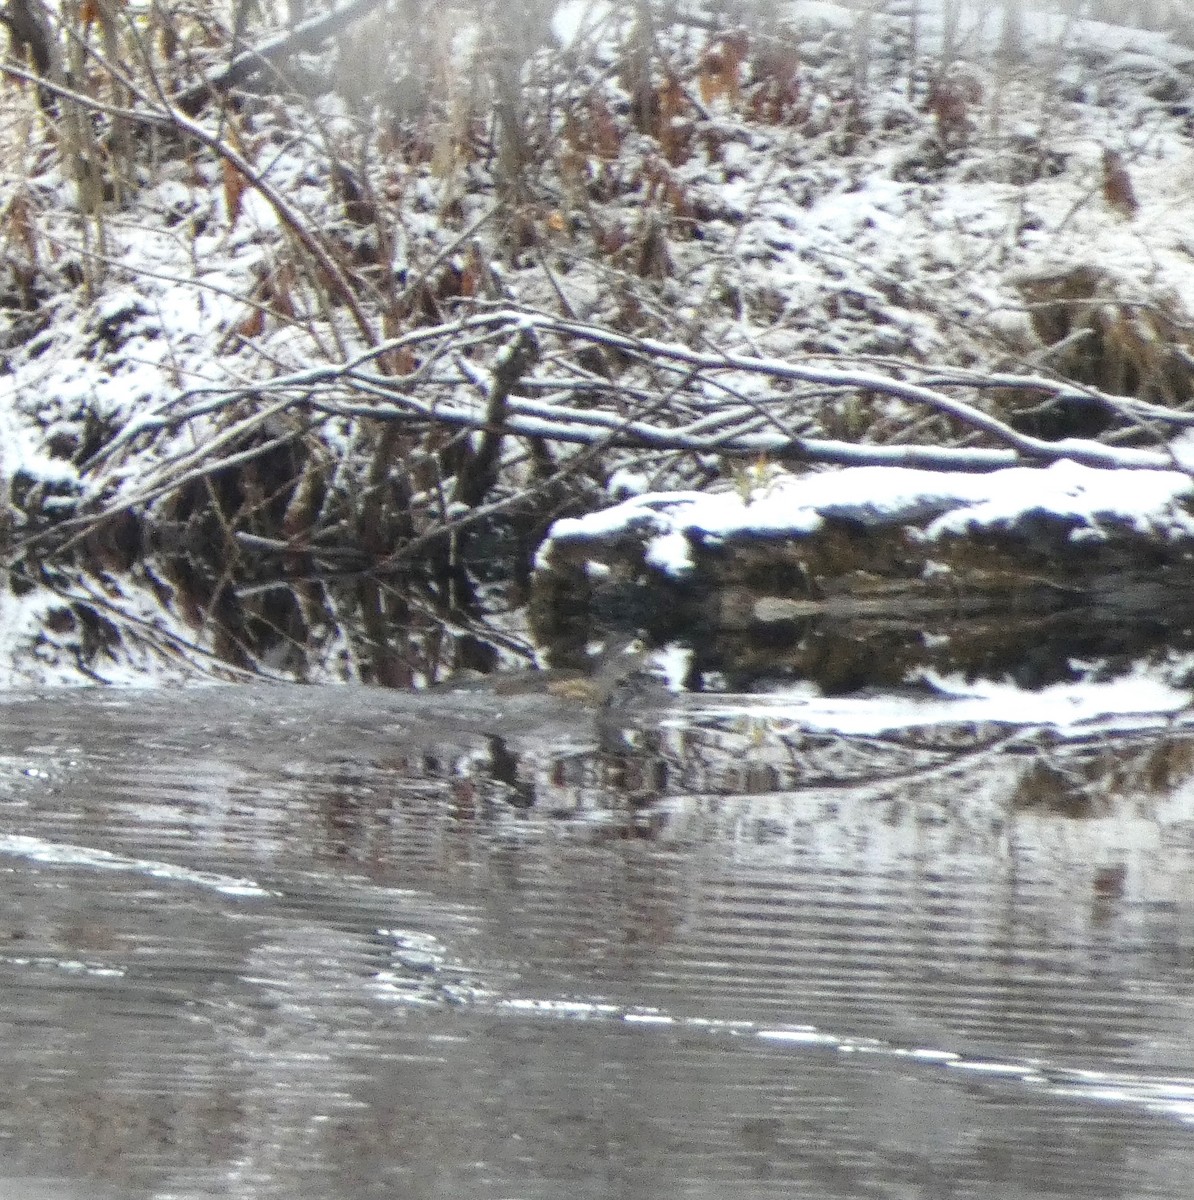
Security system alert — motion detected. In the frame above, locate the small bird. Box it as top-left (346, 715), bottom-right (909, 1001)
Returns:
top-left (442, 636), bottom-right (655, 710)
top-left (506, 637), bottom-right (654, 709)
top-left (1101, 147), bottom-right (1138, 219)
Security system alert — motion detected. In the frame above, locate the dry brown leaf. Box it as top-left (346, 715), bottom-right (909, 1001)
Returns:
top-left (334, 164), bottom-right (375, 226)
top-left (699, 31), bottom-right (747, 107)
top-left (589, 96), bottom-right (622, 160)
top-left (644, 158), bottom-right (694, 224)
top-left (558, 143), bottom-right (587, 185)
top-left (927, 72), bottom-right (982, 144)
top-left (80, 0), bottom-right (126, 34)
top-left (635, 215), bottom-right (672, 280)
top-left (222, 159), bottom-right (247, 228)
top-left (380, 346), bottom-right (417, 376)
top-left (749, 48), bottom-right (801, 124)
top-left (2, 190), bottom-right (39, 266)
top-left (157, 15), bottom-right (179, 61)
top-left (236, 305), bottom-right (265, 339)
top-left (281, 465), bottom-right (322, 541)
top-left (266, 261), bottom-right (298, 321)
top-left (723, 32), bottom-right (748, 75)
top-left (596, 222), bottom-right (630, 257)
top-left (657, 76), bottom-right (691, 166)
top-left (1102, 148), bottom-right (1139, 219)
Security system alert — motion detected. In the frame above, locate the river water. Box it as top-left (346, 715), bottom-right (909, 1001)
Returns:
top-left (1, 684), bottom-right (1193, 1198)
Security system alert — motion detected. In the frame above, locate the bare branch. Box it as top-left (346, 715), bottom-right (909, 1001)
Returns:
top-left (174, 0), bottom-right (388, 115)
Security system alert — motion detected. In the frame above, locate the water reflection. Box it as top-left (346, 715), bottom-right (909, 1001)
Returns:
top-left (11, 557), bottom-right (1194, 706)
top-left (1, 559), bottom-right (520, 686)
top-left (0, 688), bottom-right (1191, 1196)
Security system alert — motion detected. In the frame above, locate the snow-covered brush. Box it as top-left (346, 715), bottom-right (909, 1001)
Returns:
top-left (19, 304), bottom-right (1194, 569)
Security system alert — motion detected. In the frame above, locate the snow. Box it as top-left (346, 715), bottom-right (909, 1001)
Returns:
top-left (796, 0), bottom-right (1194, 66)
top-left (547, 459), bottom-right (1194, 575)
top-left (552, 0), bottom-right (616, 46)
top-left (0, 834), bottom-right (271, 897)
top-left (659, 654), bottom-right (1194, 733)
top-left (924, 458), bottom-right (1194, 537)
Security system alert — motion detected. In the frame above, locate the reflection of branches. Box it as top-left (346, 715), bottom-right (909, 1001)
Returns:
top-left (602, 698), bottom-right (1194, 809)
top-left (631, 709), bottom-right (1029, 796)
top-left (1007, 723), bottom-right (1194, 814)
top-left (37, 571), bottom-right (275, 683)
top-left (22, 554), bottom-right (541, 684)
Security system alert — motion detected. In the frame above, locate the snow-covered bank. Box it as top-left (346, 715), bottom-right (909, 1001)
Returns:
top-left (5, 2), bottom-right (1194, 528)
top-left (536, 457), bottom-right (1194, 625)
top-left (532, 455), bottom-right (1194, 705)
top-left (543, 458), bottom-right (1194, 578)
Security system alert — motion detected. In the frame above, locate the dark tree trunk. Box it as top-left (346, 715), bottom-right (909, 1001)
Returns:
top-left (1, 0), bottom-right (60, 111)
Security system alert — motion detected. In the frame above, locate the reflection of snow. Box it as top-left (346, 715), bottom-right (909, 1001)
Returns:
top-left (665, 663), bottom-right (1193, 735)
top-left (378, 938), bottom-right (1194, 1127)
top-left (0, 833), bottom-right (271, 897)
top-left (0, 568), bottom-right (287, 687)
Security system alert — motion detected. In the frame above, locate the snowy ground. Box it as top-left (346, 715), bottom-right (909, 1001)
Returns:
top-left (5, 2), bottom-right (1194, 495)
top-left (544, 457), bottom-right (1194, 575)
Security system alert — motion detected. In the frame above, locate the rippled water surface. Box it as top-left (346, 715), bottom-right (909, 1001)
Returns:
top-left (2, 685), bottom-right (1194, 1198)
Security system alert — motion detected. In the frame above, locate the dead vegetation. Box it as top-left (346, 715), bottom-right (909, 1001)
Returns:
top-left (1017, 266), bottom-right (1194, 424)
top-left (0, 0), bottom-right (1193, 589)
